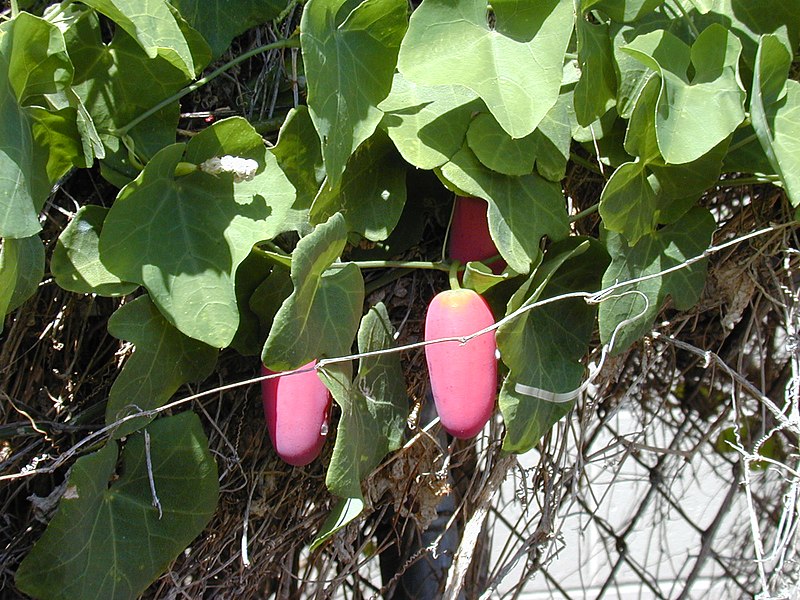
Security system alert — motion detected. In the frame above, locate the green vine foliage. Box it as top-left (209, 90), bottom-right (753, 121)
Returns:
top-left (1, 0), bottom-right (797, 597)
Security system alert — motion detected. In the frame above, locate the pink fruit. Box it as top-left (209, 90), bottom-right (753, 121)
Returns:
top-left (424, 289), bottom-right (498, 438)
top-left (448, 196), bottom-right (506, 274)
top-left (261, 360), bottom-right (331, 466)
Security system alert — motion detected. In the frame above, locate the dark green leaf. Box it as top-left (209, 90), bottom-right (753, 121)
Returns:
top-left (379, 72), bottom-right (481, 169)
top-left (311, 496), bottom-right (365, 551)
top-left (15, 411), bottom-right (219, 600)
top-left (311, 129), bottom-right (407, 241)
top-left (498, 239), bottom-right (607, 453)
top-left (398, 0), bottom-right (574, 138)
top-left (599, 207), bottom-right (715, 353)
top-left (99, 118), bottom-right (295, 348)
top-left (439, 145), bottom-right (569, 274)
top-left (750, 33), bottom-right (800, 207)
top-left (467, 113), bottom-right (537, 176)
top-left (301, 0), bottom-right (408, 186)
top-left (106, 296), bottom-right (217, 437)
top-left (51, 206), bottom-right (139, 296)
top-left (262, 213), bottom-right (365, 370)
top-left (0, 235), bottom-right (44, 331)
top-left (269, 106), bottom-right (325, 235)
top-left (170, 0), bottom-right (288, 58)
top-left (321, 302), bottom-right (408, 499)
top-left (574, 18), bottom-right (617, 126)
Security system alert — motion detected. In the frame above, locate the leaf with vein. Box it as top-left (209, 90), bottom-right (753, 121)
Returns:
top-left (15, 411), bottom-right (219, 600)
top-left (321, 303), bottom-right (408, 499)
top-left (301, 0), bottom-right (408, 187)
top-left (105, 295), bottom-right (218, 437)
top-left (599, 207), bottom-right (715, 353)
top-left (99, 118), bottom-right (295, 348)
top-left (0, 235), bottom-right (44, 332)
top-left (439, 145), bottom-right (569, 274)
top-left (398, 0), bottom-right (574, 139)
top-left (262, 213), bottom-right (365, 370)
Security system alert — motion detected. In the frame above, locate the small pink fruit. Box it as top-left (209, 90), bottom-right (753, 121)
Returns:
top-left (261, 360), bottom-right (331, 466)
top-left (424, 289), bottom-right (497, 438)
top-left (448, 196), bottom-right (506, 274)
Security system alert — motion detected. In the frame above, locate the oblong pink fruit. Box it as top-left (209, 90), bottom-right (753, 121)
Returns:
top-left (424, 289), bottom-right (497, 438)
top-left (448, 196), bottom-right (506, 274)
top-left (261, 360), bottom-right (331, 466)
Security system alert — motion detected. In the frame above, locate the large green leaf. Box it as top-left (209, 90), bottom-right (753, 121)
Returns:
top-left (15, 411), bottom-right (219, 600)
top-left (0, 234), bottom-right (44, 332)
top-left (378, 72), bottom-right (481, 170)
top-left (750, 33), bottom-right (800, 208)
top-left (301, 0), bottom-right (408, 187)
top-left (262, 213), bottom-right (365, 370)
top-left (0, 13), bottom-right (74, 238)
top-left (398, 0), bottom-right (574, 139)
top-left (65, 6), bottom-right (193, 177)
top-left (51, 205), bottom-right (138, 296)
top-left (684, 0), bottom-right (800, 68)
top-left (79, 0), bottom-right (202, 77)
top-left (438, 145), bottom-right (570, 274)
top-left (498, 239), bottom-right (607, 453)
top-left (621, 24), bottom-right (745, 164)
top-left (99, 118), bottom-right (295, 348)
top-left (583, 0), bottom-right (665, 22)
top-left (269, 106), bottom-right (325, 234)
top-left (169, 0), bottom-right (288, 57)
top-left (574, 18), bottom-right (617, 126)
top-left (466, 113), bottom-right (537, 176)
top-left (598, 207), bottom-right (715, 353)
top-left (311, 129), bottom-right (407, 241)
top-left (321, 303), bottom-right (407, 499)
top-left (601, 76), bottom-right (728, 243)
top-left (106, 296), bottom-right (218, 437)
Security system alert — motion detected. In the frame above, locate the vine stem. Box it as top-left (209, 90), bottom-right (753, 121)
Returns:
top-left (112, 37), bottom-right (301, 137)
top-left (10, 0), bottom-right (18, 17)
top-left (252, 245), bottom-right (452, 273)
top-left (2, 221), bottom-right (795, 483)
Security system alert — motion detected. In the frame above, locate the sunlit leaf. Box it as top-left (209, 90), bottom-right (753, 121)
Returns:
top-left (398, 0), bottom-right (574, 138)
top-left (379, 72), bottom-right (481, 170)
top-left (301, 0), bottom-right (408, 186)
top-left (99, 118), bottom-right (295, 348)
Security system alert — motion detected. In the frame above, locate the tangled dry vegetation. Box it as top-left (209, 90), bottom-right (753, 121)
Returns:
top-left (2, 15), bottom-right (799, 600)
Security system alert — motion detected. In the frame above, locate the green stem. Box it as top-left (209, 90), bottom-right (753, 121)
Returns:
top-left (570, 203), bottom-right (600, 223)
top-left (727, 132), bottom-right (758, 153)
top-left (570, 152), bottom-right (602, 175)
top-left (448, 260), bottom-right (462, 290)
top-left (112, 37), bottom-right (301, 137)
top-left (10, 0), bottom-right (19, 17)
top-left (344, 260), bottom-right (451, 272)
top-left (721, 174), bottom-right (781, 186)
top-left (672, 0), bottom-right (701, 38)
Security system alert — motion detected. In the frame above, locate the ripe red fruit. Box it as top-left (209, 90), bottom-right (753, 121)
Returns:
top-left (261, 360), bottom-right (331, 466)
top-left (448, 196), bottom-right (506, 274)
top-left (424, 289), bottom-right (497, 438)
